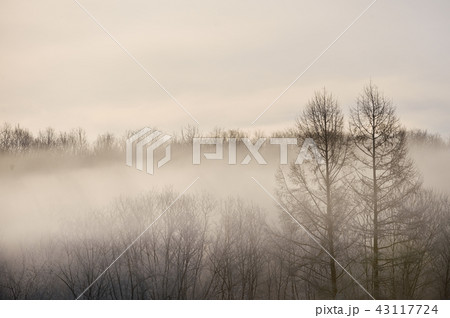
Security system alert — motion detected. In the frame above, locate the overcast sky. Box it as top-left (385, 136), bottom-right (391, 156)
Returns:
top-left (1, 0), bottom-right (449, 139)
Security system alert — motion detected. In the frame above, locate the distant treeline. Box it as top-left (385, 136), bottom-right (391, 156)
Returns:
top-left (0, 122), bottom-right (448, 156)
top-left (0, 123), bottom-right (120, 155)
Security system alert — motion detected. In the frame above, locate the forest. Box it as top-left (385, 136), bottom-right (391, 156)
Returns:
top-left (0, 83), bottom-right (449, 300)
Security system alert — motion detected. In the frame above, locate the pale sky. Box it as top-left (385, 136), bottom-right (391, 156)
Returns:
top-left (1, 0), bottom-right (449, 139)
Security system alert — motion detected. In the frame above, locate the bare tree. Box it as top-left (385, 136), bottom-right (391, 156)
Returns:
top-left (207, 198), bottom-right (266, 299)
top-left (277, 89), bottom-right (352, 299)
top-left (36, 127), bottom-right (56, 150)
top-left (349, 83), bottom-right (419, 298)
top-left (0, 124), bottom-right (33, 153)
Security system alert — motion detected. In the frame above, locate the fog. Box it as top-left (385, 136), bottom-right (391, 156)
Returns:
top-left (0, 143), bottom-right (284, 246)
top-left (1, 118), bottom-right (449, 299)
top-left (1, 132), bottom-right (449, 243)
top-left (2, 133), bottom-right (448, 245)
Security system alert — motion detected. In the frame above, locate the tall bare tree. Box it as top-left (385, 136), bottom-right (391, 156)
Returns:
top-left (349, 83), bottom-right (418, 298)
top-left (277, 89), bottom-right (351, 299)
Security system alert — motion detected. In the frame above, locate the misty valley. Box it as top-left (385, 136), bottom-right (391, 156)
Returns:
top-left (1, 85), bottom-right (450, 300)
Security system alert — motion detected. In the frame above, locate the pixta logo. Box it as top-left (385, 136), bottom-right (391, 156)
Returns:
top-left (193, 137), bottom-right (325, 165)
top-left (126, 128), bottom-right (172, 175)
top-left (126, 127), bottom-right (325, 175)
